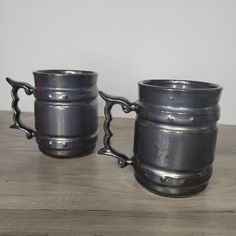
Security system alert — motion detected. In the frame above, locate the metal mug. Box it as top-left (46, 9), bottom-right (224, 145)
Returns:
top-left (6, 70), bottom-right (98, 157)
top-left (98, 80), bottom-right (222, 197)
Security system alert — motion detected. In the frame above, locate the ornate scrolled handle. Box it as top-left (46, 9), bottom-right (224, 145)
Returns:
top-left (6, 77), bottom-right (36, 139)
top-left (98, 91), bottom-right (138, 168)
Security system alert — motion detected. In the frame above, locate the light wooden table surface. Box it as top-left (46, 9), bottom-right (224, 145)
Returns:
top-left (0, 111), bottom-right (235, 235)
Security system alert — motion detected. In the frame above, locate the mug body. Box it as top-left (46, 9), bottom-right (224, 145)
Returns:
top-left (34, 70), bottom-right (98, 157)
top-left (133, 80), bottom-right (222, 196)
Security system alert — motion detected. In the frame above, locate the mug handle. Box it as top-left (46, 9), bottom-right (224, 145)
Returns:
top-left (6, 78), bottom-right (36, 139)
top-left (98, 91), bottom-right (138, 168)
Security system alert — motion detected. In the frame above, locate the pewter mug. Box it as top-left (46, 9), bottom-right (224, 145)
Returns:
top-left (98, 80), bottom-right (222, 197)
top-left (6, 70), bottom-right (98, 157)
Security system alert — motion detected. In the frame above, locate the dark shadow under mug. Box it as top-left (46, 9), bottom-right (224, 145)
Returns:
top-left (6, 70), bottom-right (98, 157)
top-left (98, 80), bottom-right (222, 197)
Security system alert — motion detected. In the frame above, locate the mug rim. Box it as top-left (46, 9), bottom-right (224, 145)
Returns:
top-left (33, 69), bottom-right (97, 76)
top-left (138, 79), bottom-right (222, 91)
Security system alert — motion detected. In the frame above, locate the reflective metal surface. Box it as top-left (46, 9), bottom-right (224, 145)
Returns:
top-left (7, 70), bottom-right (98, 157)
top-left (98, 80), bottom-right (222, 197)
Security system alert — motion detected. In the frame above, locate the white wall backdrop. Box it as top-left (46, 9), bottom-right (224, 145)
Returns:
top-left (0, 0), bottom-right (235, 124)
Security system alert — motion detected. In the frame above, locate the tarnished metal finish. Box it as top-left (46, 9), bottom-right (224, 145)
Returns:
top-left (7, 70), bottom-right (98, 157)
top-left (98, 80), bottom-right (222, 197)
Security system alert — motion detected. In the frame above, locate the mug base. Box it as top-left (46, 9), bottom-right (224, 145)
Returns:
top-left (38, 143), bottom-right (96, 158)
top-left (134, 171), bottom-right (209, 197)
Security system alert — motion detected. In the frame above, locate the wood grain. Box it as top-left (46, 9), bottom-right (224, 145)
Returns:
top-left (0, 111), bottom-right (235, 235)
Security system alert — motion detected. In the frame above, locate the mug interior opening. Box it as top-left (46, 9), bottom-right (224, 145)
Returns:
top-left (35, 70), bottom-right (96, 75)
top-left (141, 80), bottom-right (220, 90)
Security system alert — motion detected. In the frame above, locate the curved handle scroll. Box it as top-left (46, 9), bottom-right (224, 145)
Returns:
top-left (98, 91), bottom-right (138, 168)
top-left (6, 77), bottom-right (36, 139)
